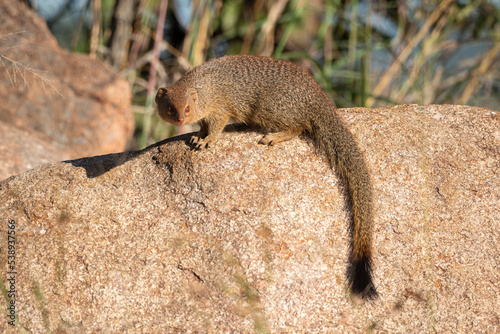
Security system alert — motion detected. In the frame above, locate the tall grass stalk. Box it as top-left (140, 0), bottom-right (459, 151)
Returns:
top-left (139, 0), bottom-right (169, 149)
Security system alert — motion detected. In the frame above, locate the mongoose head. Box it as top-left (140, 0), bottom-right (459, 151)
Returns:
top-left (155, 86), bottom-right (199, 125)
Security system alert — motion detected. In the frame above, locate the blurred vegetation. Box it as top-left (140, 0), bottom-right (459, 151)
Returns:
top-left (35, 0), bottom-right (500, 150)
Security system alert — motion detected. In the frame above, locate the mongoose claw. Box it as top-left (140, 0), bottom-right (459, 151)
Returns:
top-left (193, 138), bottom-right (211, 150)
top-left (190, 135), bottom-right (200, 145)
top-left (195, 142), bottom-right (208, 150)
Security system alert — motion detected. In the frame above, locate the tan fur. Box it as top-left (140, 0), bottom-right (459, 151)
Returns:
top-left (156, 55), bottom-right (377, 298)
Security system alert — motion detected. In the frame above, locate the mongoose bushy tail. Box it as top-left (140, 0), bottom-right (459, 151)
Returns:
top-left (155, 55), bottom-right (377, 299)
top-left (311, 110), bottom-right (376, 298)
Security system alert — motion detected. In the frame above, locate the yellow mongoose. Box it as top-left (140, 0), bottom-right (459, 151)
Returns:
top-left (155, 55), bottom-right (377, 298)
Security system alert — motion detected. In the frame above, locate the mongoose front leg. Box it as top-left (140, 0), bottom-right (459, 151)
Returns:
top-left (190, 120), bottom-right (209, 146)
top-left (259, 130), bottom-right (301, 146)
top-left (192, 114), bottom-right (230, 150)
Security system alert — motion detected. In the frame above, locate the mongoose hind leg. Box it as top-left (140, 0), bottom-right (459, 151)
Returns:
top-left (259, 131), bottom-right (301, 146)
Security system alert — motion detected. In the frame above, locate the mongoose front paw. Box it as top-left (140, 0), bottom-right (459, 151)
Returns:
top-left (193, 137), bottom-right (212, 150)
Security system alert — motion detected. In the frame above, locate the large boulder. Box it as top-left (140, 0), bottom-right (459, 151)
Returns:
top-left (0, 121), bottom-right (70, 180)
top-left (0, 0), bottom-right (134, 180)
top-left (0, 105), bottom-right (498, 332)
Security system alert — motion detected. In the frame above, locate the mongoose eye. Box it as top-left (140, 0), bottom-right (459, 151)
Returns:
top-left (185, 106), bottom-right (190, 113)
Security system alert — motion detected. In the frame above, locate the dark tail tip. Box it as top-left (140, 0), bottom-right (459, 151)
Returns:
top-left (348, 256), bottom-right (378, 299)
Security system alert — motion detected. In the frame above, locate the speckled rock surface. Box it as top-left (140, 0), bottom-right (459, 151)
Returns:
top-left (0, 105), bottom-right (498, 333)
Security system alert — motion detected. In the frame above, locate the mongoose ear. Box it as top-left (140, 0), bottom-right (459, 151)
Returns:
top-left (187, 88), bottom-right (198, 104)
